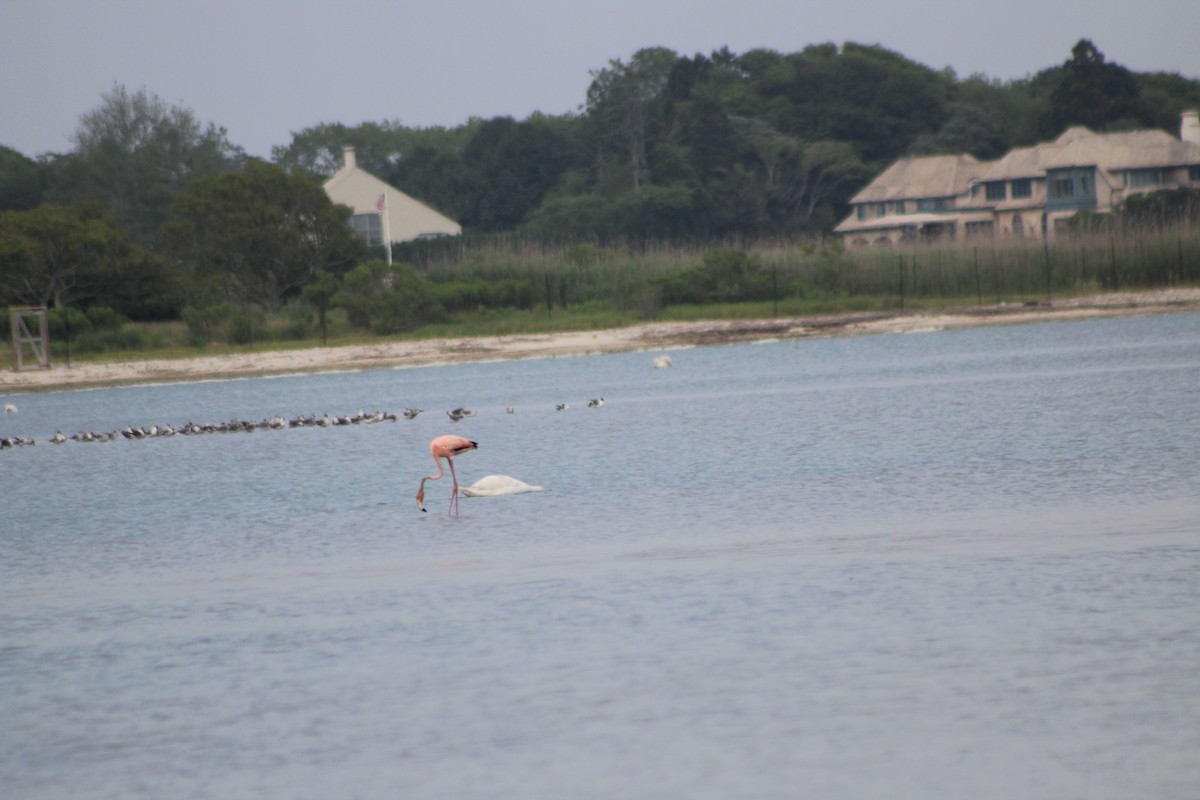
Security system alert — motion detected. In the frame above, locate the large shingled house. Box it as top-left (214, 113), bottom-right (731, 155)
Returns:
top-left (836, 111), bottom-right (1200, 247)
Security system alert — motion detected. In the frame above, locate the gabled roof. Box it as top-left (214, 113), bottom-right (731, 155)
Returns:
top-left (978, 144), bottom-right (1048, 182)
top-left (849, 154), bottom-right (983, 204)
top-left (1045, 127), bottom-right (1200, 171)
top-left (322, 148), bottom-right (461, 242)
top-left (979, 127), bottom-right (1200, 180)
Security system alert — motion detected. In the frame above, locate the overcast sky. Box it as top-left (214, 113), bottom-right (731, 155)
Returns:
top-left (4, 0), bottom-right (1199, 159)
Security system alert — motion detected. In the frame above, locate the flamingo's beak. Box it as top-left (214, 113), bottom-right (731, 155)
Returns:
top-left (416, 494), bottom-right (426, 512)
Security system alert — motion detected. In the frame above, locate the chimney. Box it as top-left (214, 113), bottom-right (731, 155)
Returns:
top-left (1182, 111), bottom-right (1200, 145)
top-left (342, 146), bottom-right (356, 170)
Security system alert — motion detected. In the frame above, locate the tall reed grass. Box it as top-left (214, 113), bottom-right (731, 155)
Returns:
top-left (410, 226), bottom-right (1200, 312)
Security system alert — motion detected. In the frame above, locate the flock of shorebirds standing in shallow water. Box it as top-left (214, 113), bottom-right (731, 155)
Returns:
top-left (0, 399), bottom-right (606, 450)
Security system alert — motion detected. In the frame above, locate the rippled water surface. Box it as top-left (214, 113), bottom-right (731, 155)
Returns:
top-left (3, 313), bottom-right (1200, 799)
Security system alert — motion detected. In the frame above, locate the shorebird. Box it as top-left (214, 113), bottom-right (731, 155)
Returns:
top-left (403, 408), bottom-right (422, 420)
top-left (416, 435), bottom-right (478, 516)
top-left (556, 403), bottom-right (569, 411)
top-left (587, 398), bottom-right (605, 408)
top-left (447, 407), bottom-right (475, 422)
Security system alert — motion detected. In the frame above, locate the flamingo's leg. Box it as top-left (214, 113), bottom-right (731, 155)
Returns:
top-left (448, 458), bottom-right (459, 516)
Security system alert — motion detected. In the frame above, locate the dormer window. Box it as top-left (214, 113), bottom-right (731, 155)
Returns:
top-left (985, 182), bottom-right (1006, 201)
top-left (1128, 168), bottom-right (1163, 188)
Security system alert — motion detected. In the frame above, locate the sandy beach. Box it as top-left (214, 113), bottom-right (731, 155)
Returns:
top-left (4, 288), bottom-right (1199, 394)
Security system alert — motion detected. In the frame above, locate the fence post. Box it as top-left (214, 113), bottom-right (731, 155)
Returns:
top-left (973, 247), bottom-right (982, 306)
top-left (1110, 236), bottom-right (1119, 291)
top-left (772, 265), bottom-right (778, 317)
top-left (1043, 241), bottom-right (1052, 302)
top-left (1178, 233), bottom-right (1184, 285)
top-left (898, 255), bottom-right (904, 312)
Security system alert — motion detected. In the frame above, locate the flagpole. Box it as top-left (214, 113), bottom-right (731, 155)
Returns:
top-left (380, 191), bottom-right (393, 266)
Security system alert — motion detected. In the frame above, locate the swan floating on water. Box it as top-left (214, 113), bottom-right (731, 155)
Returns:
top-left (459, 475), bottom-right (545, 497)
top-left (652, 355), bottom-right (672, 368)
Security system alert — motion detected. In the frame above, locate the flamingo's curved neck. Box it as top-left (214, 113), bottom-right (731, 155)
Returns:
top-left (419, 457), bottom-right (446, 492)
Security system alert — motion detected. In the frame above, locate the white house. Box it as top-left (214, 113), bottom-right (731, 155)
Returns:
top-left (322, 146), bottom-right (461, 247)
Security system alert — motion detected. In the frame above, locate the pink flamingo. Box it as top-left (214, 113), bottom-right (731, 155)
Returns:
top-left (416, 434), bottom-right (478, 515)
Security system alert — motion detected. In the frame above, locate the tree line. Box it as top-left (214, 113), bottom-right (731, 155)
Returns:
top-left (2, 39), bottom-right (1199, 326)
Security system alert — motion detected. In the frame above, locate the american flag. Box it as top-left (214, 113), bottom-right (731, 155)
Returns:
top-left (376, 193), bottom-right (387, 215)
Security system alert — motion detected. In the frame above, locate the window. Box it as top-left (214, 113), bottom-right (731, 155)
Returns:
top-left (856, 205), bottom-right (867, 221)
top-left (894, 200), bottom-right (907, 214)
top-left (876, 203), bottom-right (887, 217)
top-left (1188, 165), bottom-right (1200, 181)
top-left (1011, 179), bottom-right (1032, 198)
top-left (985, 182), bottom-right (1006, 201)
top-left (1079, 174), bottom-right (1094, 196)
top-left (350, 213), bottom-right (383, 247)
top-left (916, 198), bottom-right (945, 212)
top-left (1128, 168), bottom-right (1163, 188)
top-left (1011, 215), bottom-right (1025, 237)
top-left (1050, 178), bottom-right (1074, 198)
top-left (966, 221), bottom-right (995, 236)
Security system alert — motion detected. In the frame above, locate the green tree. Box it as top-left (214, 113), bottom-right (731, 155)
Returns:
top-left (333, 260), bottom-right (441, 334)
top-left (388, 144), bottom-right (473, 222)
top-left (301, 269), bottom-right (339, 345)
top-left (585, 47), bottom-right (680, 191)
top-left (162, 161), bottom-right (364, 310)
top-left (0, 204), bottom-right (148, 309)
top-left (909, 74), bottom-right (1042, 158)
top-left (47, 84), bottom-right (244, 247)
top-left (1136, 71), bottom-right (1200, 134)
top-left (272, 120), bottom-right (475, 180)
top-left (1043, 40), bottom-right (1152, 135)
top-left (458, 115), bottom-right (573, 230)
top-left (0, 146), bottom-right (46, 211)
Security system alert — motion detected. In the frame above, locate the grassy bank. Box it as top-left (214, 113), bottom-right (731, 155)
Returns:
top-left (4, 229), bottom-right (1198, 371)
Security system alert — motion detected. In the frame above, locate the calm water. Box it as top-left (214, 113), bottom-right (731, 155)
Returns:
top-left (3, 313), bottom-right (1199, 799)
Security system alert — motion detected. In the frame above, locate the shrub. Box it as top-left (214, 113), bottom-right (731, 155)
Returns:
top-left (334, 260), bottom-right (444, 334)
top-left (281, 304), bottom-right (314, 340)
top-left (47, 307), bottom-right (92, 338)
top-left (181, 304), bottom-right (233, 347)
top-left (84, 306), bottom-right (126, 331)
top-left (432, 278), bottom-right (536, 312)
top-left (225, 307), bottom-right (263, 345)
top-left (653, 248), bottom-right (775, 305)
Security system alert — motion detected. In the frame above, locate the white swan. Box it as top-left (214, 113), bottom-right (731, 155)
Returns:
top-left (652, 355), bottom-right (672, 368)
top-left (459, 475), bottom-right (545, 497)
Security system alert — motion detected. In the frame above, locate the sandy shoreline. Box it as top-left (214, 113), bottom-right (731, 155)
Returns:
top-left (4, 288), bottom-right (1199, 394)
